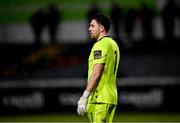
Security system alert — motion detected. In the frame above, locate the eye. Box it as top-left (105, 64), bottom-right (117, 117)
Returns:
top-left (90, 24), bottom-right (93, 27)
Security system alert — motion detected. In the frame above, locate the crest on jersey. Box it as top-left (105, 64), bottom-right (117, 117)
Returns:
top-left (94, 50), bottom-right (102, 59)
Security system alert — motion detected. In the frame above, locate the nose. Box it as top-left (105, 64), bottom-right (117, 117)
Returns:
top-left (88, 27), bottom-right (91, 31)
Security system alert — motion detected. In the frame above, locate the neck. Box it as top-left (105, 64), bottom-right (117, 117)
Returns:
top-left (97, 33), bottom-right (107, 41)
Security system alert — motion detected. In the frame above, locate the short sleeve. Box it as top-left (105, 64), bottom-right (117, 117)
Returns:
top-left (92, 42), bottom-right (107, 64)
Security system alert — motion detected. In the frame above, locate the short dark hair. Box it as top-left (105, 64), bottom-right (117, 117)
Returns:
top-left (90, 13), bottom-right (111, 32)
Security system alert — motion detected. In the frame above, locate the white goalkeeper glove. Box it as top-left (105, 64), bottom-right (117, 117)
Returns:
top-left (77, 90), bottom-right (91, 116)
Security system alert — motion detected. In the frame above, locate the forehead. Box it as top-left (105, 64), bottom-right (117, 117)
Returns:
top-left (90, 19), bottom-right (99, 25)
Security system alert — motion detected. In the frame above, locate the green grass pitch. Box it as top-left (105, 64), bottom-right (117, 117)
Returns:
top-left (0, 112), bottom-right (180, 122)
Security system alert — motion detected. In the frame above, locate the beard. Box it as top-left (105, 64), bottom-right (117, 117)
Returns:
top-left (90, 35), bottom-right (98, 42)
top-left (89, 33), bottom-right (99, 41)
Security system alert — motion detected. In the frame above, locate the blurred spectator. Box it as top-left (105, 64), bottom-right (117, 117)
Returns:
top-left (162, 0), bottom-right (178, 41)
top-left (110, 2), bottom-right (123, 46)
top-left (30, 4), bottom-right (60, 48)
top-left (30, 8), bottom-right (47, 49)
top-left (47, 4), bottom-right (61, 45)
top-left (176, 1), bottom-right (180, 40)
top-left (124, 8), bottom-right (138, 42)
top-left (139, 2), bottom-right (155, 41)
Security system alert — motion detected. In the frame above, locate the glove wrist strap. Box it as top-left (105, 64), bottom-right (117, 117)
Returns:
top-left (83, 90), bottom-right (91, 98)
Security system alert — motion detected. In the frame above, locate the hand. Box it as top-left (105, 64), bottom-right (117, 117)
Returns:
top-left (77, 96), bottom-right (87, 116)
top-left (77, 90), bottom-right (91, 116)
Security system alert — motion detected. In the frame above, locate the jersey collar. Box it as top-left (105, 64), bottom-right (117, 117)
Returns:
top-left (98, 36), bottom-right (110, 41)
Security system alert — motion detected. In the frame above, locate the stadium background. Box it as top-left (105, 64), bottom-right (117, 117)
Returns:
top-left (0, 0), bottom-right (180, 122)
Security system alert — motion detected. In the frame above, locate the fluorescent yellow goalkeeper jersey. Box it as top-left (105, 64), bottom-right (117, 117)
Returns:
top-left (87, 36), bottom-right (120, 105)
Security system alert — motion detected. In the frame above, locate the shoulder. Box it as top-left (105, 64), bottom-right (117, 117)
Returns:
top-left (101, 37), bottom-right (118, 49)
top-left (96, 37), bottom-right (113, 46)
top-left (101, 36), bottom-right (116, 46)
top-left (93, 36), bottom-right (117, 50)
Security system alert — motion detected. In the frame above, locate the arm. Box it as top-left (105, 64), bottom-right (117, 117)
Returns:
top-left (85, 63), bottom-right (104, 93)
top-left (77, 63), bottom-right (104, 115)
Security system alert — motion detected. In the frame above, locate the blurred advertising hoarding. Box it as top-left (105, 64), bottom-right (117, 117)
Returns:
top-left (0, 77), bottom-right (180, 114)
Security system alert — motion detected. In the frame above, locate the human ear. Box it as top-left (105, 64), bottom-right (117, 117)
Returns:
top-left (99, 25), bottom-right (104, 32)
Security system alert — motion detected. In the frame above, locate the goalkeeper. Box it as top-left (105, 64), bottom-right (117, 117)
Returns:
top-left (77, 13), bottom-right (120, 123)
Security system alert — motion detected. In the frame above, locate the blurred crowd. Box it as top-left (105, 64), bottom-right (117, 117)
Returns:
top-left (108, 0), bottom-right (180, 48)
top-left (29, 0), bottom-right (180, 50)
top-left (1, 0), bottom-right (180, 80)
